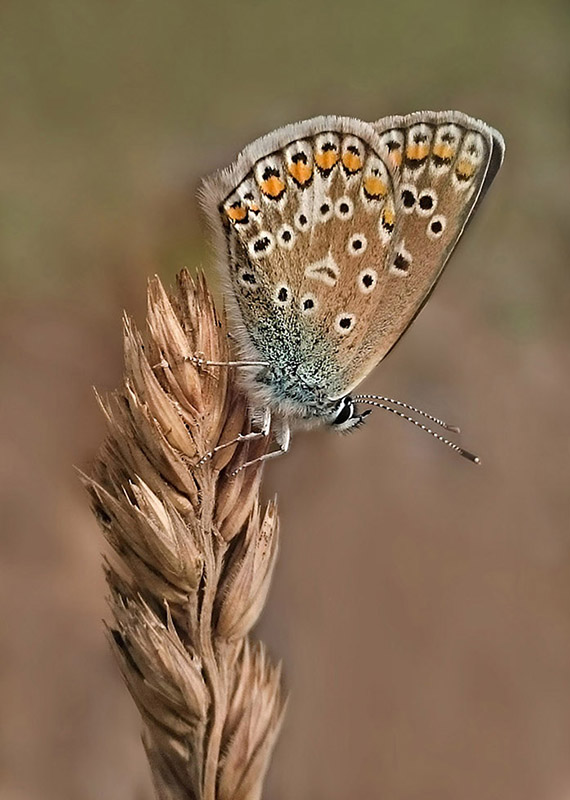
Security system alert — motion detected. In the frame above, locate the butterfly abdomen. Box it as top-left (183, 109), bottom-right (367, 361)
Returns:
top-left (240, 308), bottom-right (344, 420)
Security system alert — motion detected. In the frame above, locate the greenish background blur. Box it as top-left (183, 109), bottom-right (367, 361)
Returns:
top-left (2, 2), bottom-right (570, 799)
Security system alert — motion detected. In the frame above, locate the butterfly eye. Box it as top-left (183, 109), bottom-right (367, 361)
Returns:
top-left (300, 293), bottom-right (317, 315)
top-left (347, 234), bottom-right (368, 255)
top-left (427, 215), bottom-right (446, 239)
top-left (334, 313), bottom-right (356, 335)
top-left (357, 268), bottom-right (377, 294)
top-left (274, 284), bottom-right (292, 306)
top-left (332, 398), bottom-right (354, 426)
top-left (417, 189), bottom-right (438, 217)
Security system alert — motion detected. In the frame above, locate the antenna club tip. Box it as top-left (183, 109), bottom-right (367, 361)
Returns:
top-left (446, 425), bottom-right (461, 434)
top-left (461, 449), bottom-right (481, 465)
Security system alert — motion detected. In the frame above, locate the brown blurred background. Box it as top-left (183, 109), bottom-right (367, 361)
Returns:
top-left (2, 1), bottom-right (570, 798)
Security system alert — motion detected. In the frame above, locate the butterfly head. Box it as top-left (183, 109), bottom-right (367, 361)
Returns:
top-left (329, 396), bottom-right (371, 432)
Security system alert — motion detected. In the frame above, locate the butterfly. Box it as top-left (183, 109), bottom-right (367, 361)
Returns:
top-left (200, 111), bottom-right (505, 473)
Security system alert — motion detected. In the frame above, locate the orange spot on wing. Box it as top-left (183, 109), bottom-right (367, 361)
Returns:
top-left (406, 143), bottom-right (430, 161)
top-left (342, 151), bottom-right (362, 173)
top-left (288, 161), bottom-right (313, 185)
top-left (315, 150), bottom-right (339, 171)
top-left (261, 175), bottom-right (286, 198)
top-left (433, 142), bottom-right (454, 160)
top-left (455, 160), bottom-right (477, 180)
top-left (363, 176), bottom-right (388, 199)
top-left (382, 207), bottom-right (395, 226)
top-left (226, 204), bottom-right (248, 223)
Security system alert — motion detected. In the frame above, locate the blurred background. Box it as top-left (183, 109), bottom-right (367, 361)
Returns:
top-left (1, 1), bottom-right (570, 798)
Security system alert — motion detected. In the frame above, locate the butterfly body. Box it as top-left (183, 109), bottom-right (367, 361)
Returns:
top-left (201, 111), bottom-right (504, 465)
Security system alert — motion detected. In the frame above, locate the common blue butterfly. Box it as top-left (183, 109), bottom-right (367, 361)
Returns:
top-left (199, 111), bottom-right (505, 472)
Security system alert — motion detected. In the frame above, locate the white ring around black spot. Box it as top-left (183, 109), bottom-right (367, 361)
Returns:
top-left (277, 224), bottom-right (295, 249)
top-left (357, 268), bottom-right (377, 294)
top-left (334, 196), bottom-right (354, 220)
top-left (334, 312), bottom-right (356, 335)
top-left (427, 215), bottom-right (446, 240)
top-left (300, 293), bottom-right (318, 315)
top-left (318, 198), bottom-right (333, 222)
top-left (239, 270), bottom-right (258, 288)
top-left (347, 233), bottom-right (368, 255)
top-left (416, 188), bottom-right (438, 217)
top-left (295, 211), bottom-right (310, 231)
top-left (248, 231), bottom-right (275, 259)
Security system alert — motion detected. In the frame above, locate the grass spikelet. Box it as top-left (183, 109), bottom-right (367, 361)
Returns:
top-left (84, 270), bottom-right (285, 800)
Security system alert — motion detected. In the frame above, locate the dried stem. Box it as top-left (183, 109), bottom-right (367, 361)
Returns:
top-left (84, 270), bottom-right (285, 800)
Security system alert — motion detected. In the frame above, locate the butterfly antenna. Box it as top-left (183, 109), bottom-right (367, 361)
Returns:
top-left (354, 394), bottom-right (461, 433)
top-left (356, 399), bottom-right (480, 464)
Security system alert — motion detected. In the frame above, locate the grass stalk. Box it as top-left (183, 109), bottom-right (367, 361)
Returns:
top-left (84, 270), bottom-right (285, 800)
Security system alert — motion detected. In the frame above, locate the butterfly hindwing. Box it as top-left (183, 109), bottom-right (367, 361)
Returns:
top-left (202, 116), bottom-right (401, 402)
top-left (338, 111), bottom-right (505, 391)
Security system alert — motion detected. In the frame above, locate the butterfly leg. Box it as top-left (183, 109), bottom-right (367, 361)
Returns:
top-left (230, 418), bottom-right (291, 476)
top-left (197, 406), bottom-right (272, 466)
top-left (154, 353), bottom-right (268, 371)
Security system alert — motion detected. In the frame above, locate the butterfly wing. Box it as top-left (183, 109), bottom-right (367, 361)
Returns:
top-left (342, 110), bottom-right (505, 386)
top-left (201, 112), bottom-right (504, 410)
top-left (201, 116), bottom-right (402, 405)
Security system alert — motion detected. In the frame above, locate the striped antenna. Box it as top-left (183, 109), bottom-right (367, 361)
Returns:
top-left (354, 394), bottom-right (460, 433)
top-left (355, 398), bottom-right (480, 464)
